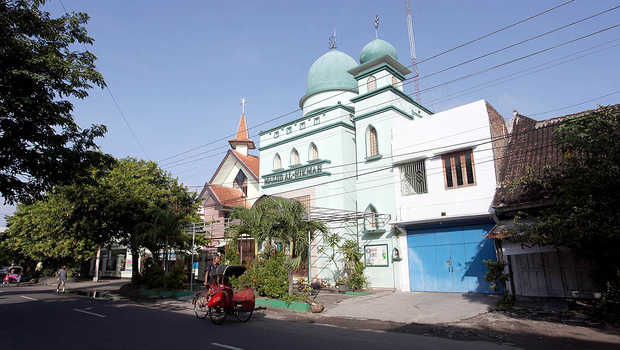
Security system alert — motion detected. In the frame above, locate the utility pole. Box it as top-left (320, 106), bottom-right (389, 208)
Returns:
top-left (93, 247), bottom-right (101, 282)
top-left (190, 223), bottom-right (196, 291)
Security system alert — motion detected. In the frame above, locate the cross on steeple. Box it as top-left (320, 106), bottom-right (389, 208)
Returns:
top-left (241, 97), bottom-right (247, 115)
top-left (374, 15), bottom-right (380, 38)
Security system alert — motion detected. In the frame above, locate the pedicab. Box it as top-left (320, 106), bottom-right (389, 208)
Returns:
top-left (2, 266), bottom-right (23, 286)
top-left (192, 265), bottom-right (255, 325)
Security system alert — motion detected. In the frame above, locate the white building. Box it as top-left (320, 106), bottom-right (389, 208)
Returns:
top-left (391, 100), bottom-right (507, 292)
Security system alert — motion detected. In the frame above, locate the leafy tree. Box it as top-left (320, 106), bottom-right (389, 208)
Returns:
top-left (510, 105), bottom-right (620, 302)
top-left (228, 197), bottom-right (326, 296)
top-left (71, 158), bottom-right (199, 282)
top-left (0, 0), bottom-right (110, 203)
top-left (2, 188), bottom-right (101, 267)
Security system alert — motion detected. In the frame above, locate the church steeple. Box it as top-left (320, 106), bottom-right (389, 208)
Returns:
top-left (228, 101), bottom-right (255, 155)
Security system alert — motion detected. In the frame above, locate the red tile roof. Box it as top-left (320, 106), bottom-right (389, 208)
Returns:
top-left (232, 150), bottom-right (260, 177)
top-left (208, 184), bottom-right (250, 208)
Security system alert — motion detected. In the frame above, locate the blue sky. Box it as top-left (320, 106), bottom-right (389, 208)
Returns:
top-left (1, 0), bottom-right (619, 225)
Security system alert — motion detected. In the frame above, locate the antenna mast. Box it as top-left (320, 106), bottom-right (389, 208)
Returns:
top-left (406, 0), bottom-right (421, 103)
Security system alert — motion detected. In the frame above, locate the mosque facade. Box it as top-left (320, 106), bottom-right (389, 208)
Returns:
top-left (258, 36), bottom-right (434, 289)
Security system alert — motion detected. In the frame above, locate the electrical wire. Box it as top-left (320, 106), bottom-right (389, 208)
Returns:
top-left (166, 23), bottom-right (620, 171)
top-left (158, 2), bottom-right (577, 164)
top-left (56, 0), bottom-right (151, 159)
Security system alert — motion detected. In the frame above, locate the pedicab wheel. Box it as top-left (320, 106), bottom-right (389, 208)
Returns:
top-left (208, 306), bottom-right (226, 325)
top-left (235, 307), bottom-right (253, 323)
top-left (193, 294), bottom-right (208, 319)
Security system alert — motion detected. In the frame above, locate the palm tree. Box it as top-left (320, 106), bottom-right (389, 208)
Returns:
top-left (228, 197), bottom-right (327, 295)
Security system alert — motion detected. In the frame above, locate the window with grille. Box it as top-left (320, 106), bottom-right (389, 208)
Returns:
top-left (367, 126), bottom-right (378, 157)
top-left (442, 149), bottom-right (476, 189)
top-left (313, 117), bottom-right (320, 125)
top-left (367, 76), bottom-right (377, 91)
top-left (308, 143), bottom-right (318, 161)
top-left (299, 121), bottom-right (306, 130)
top-left (273, 153), bottom-right (281, 170)
top-left (364, 205), bottom-right (378, 230)
top-left (400, 160), bottom-right (427, 195)
top-left (290, 148), bottom-right (300, 166)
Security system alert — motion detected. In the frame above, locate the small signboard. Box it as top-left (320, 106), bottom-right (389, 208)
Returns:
top-left (364, 244), bottom-right (389, 267)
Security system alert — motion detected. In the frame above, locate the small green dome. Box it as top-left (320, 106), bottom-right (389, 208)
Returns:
top-left (360, 39), bottom-right (398, 64)
top-left (304, 49), bottom-right (358, 98)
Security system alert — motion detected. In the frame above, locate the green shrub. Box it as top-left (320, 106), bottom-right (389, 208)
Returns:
top-left (341, 240), bottom-right (367, 290)
top-left (142, 263), bottom-right (165, 289)
top-left (231, 251), bottom-right (288, 299)
top-left (165, 264), bottom-right (186, 290)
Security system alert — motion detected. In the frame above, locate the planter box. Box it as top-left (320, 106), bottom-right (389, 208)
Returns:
top-left (255, 297), bottom-right (310, 312)
top-left (344, 290), bottom-right (372, 296)
top-left (140, 287), bottom-right (193, 298)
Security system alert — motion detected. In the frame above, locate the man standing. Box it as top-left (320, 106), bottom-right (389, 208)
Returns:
top-left (56, 265), bottom-right (67, 294)
top-left (203, 255), bottom-right (220, 287)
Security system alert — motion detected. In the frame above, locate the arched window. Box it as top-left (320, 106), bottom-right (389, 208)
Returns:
top-left (364, 205), bottom-right (378, 230)
top-left (290, 148), bottom-right (300, 166)
top-left (367, 76), bottom-right (377, 91)
top-left (308, 143), bottom-right (318, 161)
top-left (392, 76), bottom-right (399, 88)
top-left (273, 153), bottom-right (282, 170)
top-left (366, 126), bottom-right (378, 157)
top-left (233, 170), bottom-right (248, 196)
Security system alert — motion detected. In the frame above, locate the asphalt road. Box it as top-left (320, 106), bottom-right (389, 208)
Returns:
top-left (0, 284), bottom-right (514, 350)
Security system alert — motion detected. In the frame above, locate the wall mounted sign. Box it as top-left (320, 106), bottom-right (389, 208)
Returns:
top-left (364, 244), bottom-right (389, 267)
top-left (262, 159), bottom-right (331, 188)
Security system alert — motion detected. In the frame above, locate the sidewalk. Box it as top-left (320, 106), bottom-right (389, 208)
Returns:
top-left (322, 290), bottom-right (498, 324)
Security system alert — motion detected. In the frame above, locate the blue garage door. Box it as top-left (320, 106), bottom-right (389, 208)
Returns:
top-left (407, 224), bottom-right (496, 293)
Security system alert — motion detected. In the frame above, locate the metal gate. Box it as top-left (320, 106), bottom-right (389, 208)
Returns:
top-left (407, 223), bottom-right (496, 293)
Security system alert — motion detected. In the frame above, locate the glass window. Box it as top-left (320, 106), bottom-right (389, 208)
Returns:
top-left (367, 76), bottom-right (377, 91)
top-left (443, 150), bottom-right (476, 189)
top-left (273, 154), bottom-right (281, 170)
top-left (286, 126), bottom-right (292, 134)
top-left (233, 170), bottom-right (248, 196)
top-left (299, 121), bottom-right (306, 130)
top-left (290, 148), bottom-right (300, 166)
top-left (309, 143), bottom-right (318, 161)
top-left (367, 126), bottom-right (378, 157)
top-left (364, 205), bottom-right (378, 230)
top-left (314, 117), bottom-right (320, 125)
top-left (274, 131), bottom-right (279, 138)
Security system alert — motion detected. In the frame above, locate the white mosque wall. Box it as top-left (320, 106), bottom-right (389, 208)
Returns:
top-left (392, 100), bottom-right (499, 224)
top-left (301, 90), bottom-right (358, 116)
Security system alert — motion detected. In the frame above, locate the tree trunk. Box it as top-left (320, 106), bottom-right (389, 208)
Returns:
top-left (288, 270), bottom-right (294, 296)
top-left (130, 246), bottom-right (140, 284)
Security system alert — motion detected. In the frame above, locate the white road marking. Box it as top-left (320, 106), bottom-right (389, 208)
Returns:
top-left (211, 342), bottom-right (245, 350)
top-left (73, 308), bottom-right (106, 318)
top-left (20, 295), bottom-right (38, 301)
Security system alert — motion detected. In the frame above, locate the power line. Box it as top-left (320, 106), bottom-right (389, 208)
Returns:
top-left (56, 0), bottom-right (150, 160)
top-left (158, 2), bottom-right (575, 164)
top-left (188, 108), bottom-right (596, 194)
top-left (166, 23), bottom-right (620, 171)
top-left (424, 38), bottom-right (620, 108)
top-left (526, 90), bottom-right (620, 117)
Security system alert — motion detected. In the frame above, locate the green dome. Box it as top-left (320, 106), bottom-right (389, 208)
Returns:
top-left (304, 49), bottom-right (358, 98)
top-left (360, 39), bottom-right (398, 64)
